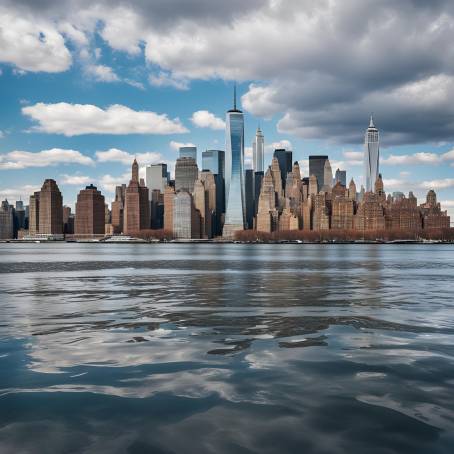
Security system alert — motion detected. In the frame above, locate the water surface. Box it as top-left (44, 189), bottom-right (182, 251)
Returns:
top-left (1, 244), bottom-right (454, 453)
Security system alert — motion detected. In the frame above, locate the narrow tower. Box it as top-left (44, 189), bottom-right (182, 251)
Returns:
top-left (364, 116), bottom-right (380, 193)
top-left (252, 125), bottom-right (264, 173)
top-left (223, 84), bottom-right (245, 237)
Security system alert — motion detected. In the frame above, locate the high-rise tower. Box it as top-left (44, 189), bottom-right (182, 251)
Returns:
top-left (252, 126), bottom-right (264, 173)
top-left (223, 84), bottom-right (245, 237)
top-left (364, 116), bottom-right (380, 193)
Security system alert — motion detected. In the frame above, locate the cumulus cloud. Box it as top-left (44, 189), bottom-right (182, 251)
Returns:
top-left (5, 1), bottom-right (454, 144)
top-left (265, 140), bottom-right (292, 153)
top-left (0, 148), bottom-right (94, 169)
top-left (22, 102), bottom-right (188, 136)
top-left (381, 149), bottom-right (454, 165)
top-left (95, 148), bottom-right (163, 165)
top-left (149, 71), bottom-right (189, 90)
top-left (0, 185), bottom-right (41, 202)
top-left (60, 174), bottom-right (91, 185)
top-left (0, 6), bottom-right (71, 73)
top-left (84, 64), bottom-right (119, 82)
top-left (190, 110), bottom-right (225, 130)
top-left (169, 141), bottom-right (196, 151)
top-left (419, 178), bottom-right (454, 190)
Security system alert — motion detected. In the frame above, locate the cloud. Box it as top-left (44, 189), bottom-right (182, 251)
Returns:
top-left (95, 148), bottom-right (163, 166)
top-left (5, 1), bottom-right (454, 145)
top-left (419, 178), bottom-right (454, 190)
top-left (124, 79), bottom-right (145, 90)
top-left (149, 71), bottom-right (189, 90)
top-left (99, 172), bottom-right (131, 193)
top-left (190, 110), bottom-right (225, 130)
top-left (169, 141), bottom-right (196, 151)
top-left (381, 149), bottom-right (454, 165)
top-left (0, 6), bottom-right (71, 73)
top-left (60, 174), bottom-right (91, 185)
top-left (84, 64), bottom-right (119, 82)
top-left (0, 148), bottom-right (94, 169)
top-left (22, 102), bottom-right (188, 136)
top-left (0, 185), bottom-right (41, 202)
top-left (265, 140), bottom-right (292, 153)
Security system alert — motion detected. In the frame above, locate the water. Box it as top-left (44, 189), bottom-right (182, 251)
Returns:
top-left (1, 243), bottom-right (454, 453)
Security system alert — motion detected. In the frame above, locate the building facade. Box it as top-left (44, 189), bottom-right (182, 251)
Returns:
top-left (364, 116), bottom-right (380, 192)
top-left (75, 184), bottom-right (106, 236)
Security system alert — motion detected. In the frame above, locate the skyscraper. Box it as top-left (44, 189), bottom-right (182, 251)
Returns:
top-left (145, 164), bottom-right (168, 195)
top-left (179, 146), bottom-right (197, 161)
top-left (175, 157), bottom-right (198, 193)
top-left (322, 159), bottom-right (333, 192)
top-left (75, 184), bottom-right (106, 236)
top-left (29, 192), bottom-right (40, 236)
top-left (223, 85), bottom-right (245, 237)
top-left (245, 169), bottom-right (254, 229)
top-left (0, 200), bottom-right (14, 239)
top-left (39, 179), bottom-right (63, 235)
top-left (273, 149), bottom-right (293, 189)
top-left (252, 126), bottom-right (264, 172)
top-left (202, 149), bottom-right (225, 235)
top-left (364, 116), bottom-right (380, 193)
top-left (173, 191), bottom-right (200, 239)
top-left (335, 169), bottom-right (347, 187)
top-left (124, 159), bottom-right (150, 234)
top-left (309, 155), bottom-right (329, 193)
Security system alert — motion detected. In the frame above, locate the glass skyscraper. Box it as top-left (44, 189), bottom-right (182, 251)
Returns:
top-left (364, 116), bottom-right (380, 192)
top-left (309, 155), bottom-right (328, 193)
top-left (223, 86), bottom-right (245, 237)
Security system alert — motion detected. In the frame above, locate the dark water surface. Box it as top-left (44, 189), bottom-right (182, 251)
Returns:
top-left (1, 243), bottom-right (454, 453)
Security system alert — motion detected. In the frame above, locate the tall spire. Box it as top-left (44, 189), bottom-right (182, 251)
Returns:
top-left (369, 115), bottom-right (374, 128)
top-left (233, 82), bottom-right (237, 110)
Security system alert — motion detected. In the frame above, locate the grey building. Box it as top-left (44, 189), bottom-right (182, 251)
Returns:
top-left (173, 191), bottom-right (200, 239)
top-left (335, 169), bottom-right (347, 186)
top-left (179, 146), bottom-right (197, 161)
top-left (309, 155), bottom-right (329, 193)
top-left (254, 171), bottom-right (264, 216)
top-left (0, 200), bottom-right (14, 239)
top-left (175, 157), bottom-right (199, 193)
top-left (273, 149), bottom-right (293, 189)
top-left (145, 163), bottom-right (168, 195)
top-left (245, 169), bottom-right (254, 229)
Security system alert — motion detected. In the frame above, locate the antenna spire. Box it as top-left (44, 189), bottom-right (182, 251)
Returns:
top-left (233, 82), bottom-right (237, 110)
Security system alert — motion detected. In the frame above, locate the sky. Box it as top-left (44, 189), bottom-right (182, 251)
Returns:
top-left (0, 0), bottom-right (453, 221)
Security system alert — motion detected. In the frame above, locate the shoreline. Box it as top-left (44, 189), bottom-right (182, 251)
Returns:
top-left (1, 239), bottom-right (453, 245)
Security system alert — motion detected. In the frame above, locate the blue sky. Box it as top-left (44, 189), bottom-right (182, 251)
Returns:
top-left (0, 0), bottom-right (453, 221)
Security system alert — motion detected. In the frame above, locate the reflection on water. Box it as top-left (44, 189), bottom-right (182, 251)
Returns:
top-left (1, 244), bottom-right (454, 453)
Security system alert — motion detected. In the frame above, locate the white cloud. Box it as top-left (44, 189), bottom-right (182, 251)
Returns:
top-left (0, 185), bottom-right (41, 202)
top-left (95, 148), bottom-right (163, 166)
top-left (60, 174), bottom-right (92, 185)
top-left (149, 71), bottom-right (189, 90)
top-left (0, 131), bottom-right (4, 138)
top-left (169, 141), bottom-right (196, 151)
top-left (0, 148), bottom-right (94, 170)
top-left (191, 110), bottom-right (225, 130)
top-left (381, 152), bottom-right (441, 165)
top-left (84, 64), bottom-right (119, 82)
top-left (22, 102), bottom-right (188, 136)
top-left (124, 79), bottom-right (145, 90)
top-left (0, 7), bottom-right (71, 73)
top-left (265, 140), bottom-right (292, 153)
top-left (57, 22), bottom-right (88, 46)
top-left (419, 178), bottom-right (454, 190)
top-left (99, 172), bottom-right (131, 193)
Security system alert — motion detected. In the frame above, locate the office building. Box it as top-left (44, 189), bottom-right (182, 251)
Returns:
top-left (179, 146), bottom-right (197, 161)
top-left (38, 179), bottom-right (63, 235)
top-left (75, 184), bottom-right (105, 236)
top-left (309, 155), bottom-right (329, 193)
top-left (335, 169), bottom-right (347, 187)
top-left (0, 200), bottom-right (14, 239)
top-left (145, 164), bottom-right (168, 195)
top-left (252, 126), bottom-right (264, 173)
top-left (223, 85), bottom-right (245, 237)
top-left (273, 148), bottom-right (293, 189)
top-left (322, 159), bottom-right (333, 191)
top-left (175, 157), bottom-right (198, 193)
top-left (364, 116), bottom-right (380, 192)
top-left (245, 169), bottom-right (254, 229)
top-left (124, 159), bottom-right (150, 234)
top-left (173, 191), bottom-right (200, 239)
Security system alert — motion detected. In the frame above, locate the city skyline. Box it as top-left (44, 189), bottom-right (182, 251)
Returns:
top-left (1, 1), bottom-right (454, 222)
